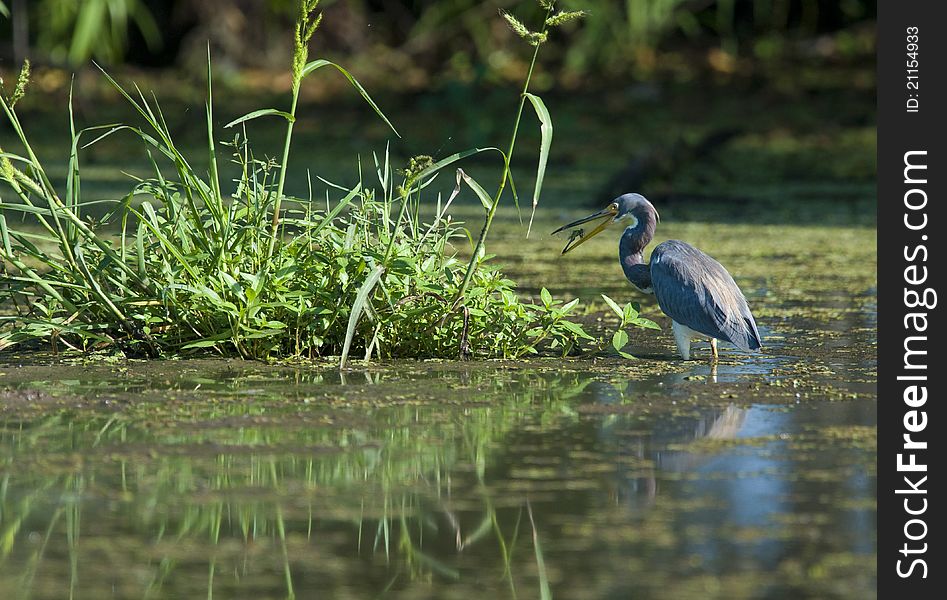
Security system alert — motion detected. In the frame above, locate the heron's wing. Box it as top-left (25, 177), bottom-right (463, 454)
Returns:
top-left (649, 241), bottom-right (762, 350)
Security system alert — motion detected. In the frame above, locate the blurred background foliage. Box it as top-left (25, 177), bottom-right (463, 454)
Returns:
top-left (1, 0), bottom-right (875, 87)
top-left (0, 0), bottom-right (875, 211)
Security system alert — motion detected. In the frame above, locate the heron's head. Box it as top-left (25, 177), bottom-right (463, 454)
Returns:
top-left (553, 193), bottom-right (659, 254)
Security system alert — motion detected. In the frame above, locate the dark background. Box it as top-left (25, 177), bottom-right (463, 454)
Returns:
top-left (0, 0), bottom-right (876, 215)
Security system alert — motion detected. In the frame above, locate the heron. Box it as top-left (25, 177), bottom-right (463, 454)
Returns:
top-left (553, 193), bottom-right (762, 361)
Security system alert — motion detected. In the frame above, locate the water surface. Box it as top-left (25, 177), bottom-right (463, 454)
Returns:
top-left (0, 215), bottom-right (876, 599)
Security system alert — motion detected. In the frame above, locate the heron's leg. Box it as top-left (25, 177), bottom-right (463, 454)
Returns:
top-left (711, 338), bottom-right (718, 360)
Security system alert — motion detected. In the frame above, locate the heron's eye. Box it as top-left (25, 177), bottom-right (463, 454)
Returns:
top-left (609, 203), bottom-right (619, 212)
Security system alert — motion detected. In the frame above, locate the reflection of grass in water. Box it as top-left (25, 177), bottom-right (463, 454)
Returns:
top-left (0, 361), bottom-right (877, 598)
top-left (527, 499), bottom-right (551, 600)
top-left (0, 373), bottom-right (581, 598)
top-left (0, 373), bottom-right (702, 597)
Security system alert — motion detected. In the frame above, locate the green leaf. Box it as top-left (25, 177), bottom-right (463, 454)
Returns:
top-left (0, 215), bottom-right (11, 257)
top-left (182, 339), bottom-right (224, 349)
top-left (560, 297), bottom-right (579, 313)
top-left (311, 183), bottom-right (361, 239)
top-left (0, 203), bottom-right (53, 217)
top-left (197, 285), bottom-right (223, 305)
top-left (558, 320), bottom-right (594, 340)
top-left (135, 220), bottom-right (147, 280)
top-left (134, 203), bottom-right (199, 279)
top-left (612, 329), bottom-right (629, 353)
top-left (454, 168), bottom-right (494, 212)
top-left (540, 287), bottom-right (552, 307)
top-left (300, 59), bottom-right (400, 137)
top-left (220, 272), bottom-right (244, 299)
top-left (523, 93), bottom-right (552, 238)
top-left (632, 317), bottom-right (661, 330)
top-left (410, 147), bottom-right (504, 185)
top-left (340, 265), bottom-right (385, 368)
top-left (225, 108), bottom-right (296, 129)
top-left (623, 302), bottom-right (638, 321)
top-left (601, 294), bottom-right (624, 319)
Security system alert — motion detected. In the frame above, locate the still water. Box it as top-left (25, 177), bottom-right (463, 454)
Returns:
top-left (0, 215), bottom-right (875, 599)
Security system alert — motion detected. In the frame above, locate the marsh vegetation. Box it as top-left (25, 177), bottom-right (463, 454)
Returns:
top-left (0, 1), bottom-right (656, 364)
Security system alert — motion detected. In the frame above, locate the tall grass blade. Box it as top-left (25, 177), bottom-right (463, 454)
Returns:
top-left (205, 45), bottom-right (223, 218)
top-left (523, 93), bottom-right (552, 238)
top-left (411, 147), bottom-right (505, 184)
top-left (224, 109), bottom-right (295, 129)
top-left (66, 79), bottom-right (79, 244)
top-left (300, 59), bottom-right (400, 137)
top-left (308, 184), bottom-right (360, 239)
top-left (455, 168), bottom-right (493, 211)
top-left (340, 265), bottom-right (385, 368)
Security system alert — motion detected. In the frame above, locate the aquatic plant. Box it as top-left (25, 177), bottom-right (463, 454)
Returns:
top-left (0, 385), bottom-right (564, 598)
top-left (601, 293), bottom-right (660, 359)
top-left (0, 1), bottom-right (629, 363)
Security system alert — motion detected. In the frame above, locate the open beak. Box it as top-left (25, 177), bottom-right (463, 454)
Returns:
top-left (552, 204), bottom-right (619, 254)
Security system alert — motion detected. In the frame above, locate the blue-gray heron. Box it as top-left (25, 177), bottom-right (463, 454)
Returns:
top-left (553, 193), bottom-right (762, 360)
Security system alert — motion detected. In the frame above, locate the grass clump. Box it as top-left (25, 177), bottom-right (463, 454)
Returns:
top-left (0, 0), bottom-right (604, 364)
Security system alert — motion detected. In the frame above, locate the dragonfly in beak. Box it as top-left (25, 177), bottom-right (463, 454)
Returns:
top-left (551, 202), bottom-right (620, 254)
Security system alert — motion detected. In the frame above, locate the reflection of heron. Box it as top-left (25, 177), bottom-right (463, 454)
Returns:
top-left (601, 397), bottom-right (750, 509)
top-left (554, 193), bottom-right (763, 361)
top-left (700, 403), bottom-right (747, 440)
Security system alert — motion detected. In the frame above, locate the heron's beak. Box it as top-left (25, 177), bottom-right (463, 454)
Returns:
top-left (552, 204), bottom-right (619, 254)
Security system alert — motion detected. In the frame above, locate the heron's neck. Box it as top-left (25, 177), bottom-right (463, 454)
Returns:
top-left (621, 251), bottom-right (652, 293)
top-left (619, 211), bottom-right (656, 293)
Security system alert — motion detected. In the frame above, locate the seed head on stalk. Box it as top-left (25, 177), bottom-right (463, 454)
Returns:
top-left (0, 152), bottom-right (15, 186)
top-left (292, 0), bottom-right (323, 86)
top-left (5, 59), bottom-right (31, 107)
top-left (397, 155), bottom-right (434, 198)
top-left (501, 11), bottom-right (548, 46)
top-left (546, 10), bottom-right (587, 27)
